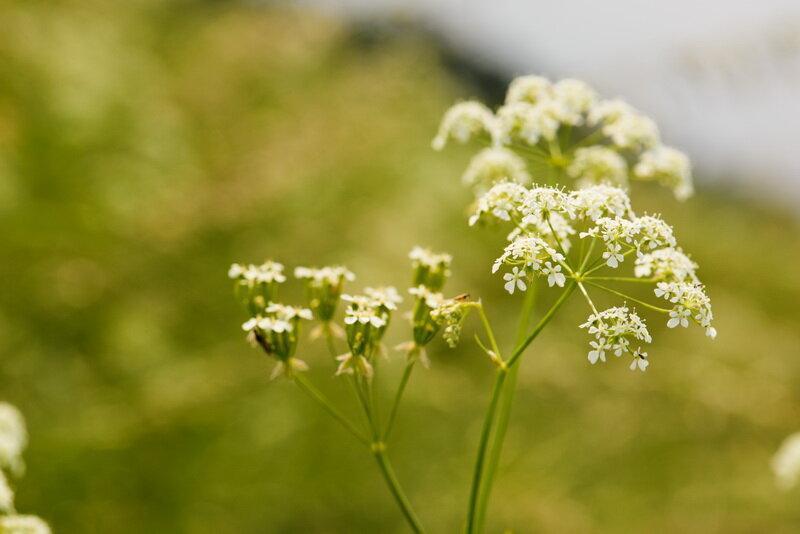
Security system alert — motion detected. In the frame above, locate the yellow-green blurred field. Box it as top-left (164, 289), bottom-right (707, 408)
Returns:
top-left (1, 1), bottom-right (799, 532)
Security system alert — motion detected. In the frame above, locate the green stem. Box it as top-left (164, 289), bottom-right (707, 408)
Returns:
top-left (474, 281), bottom-right (537, 531)
top-left (465, 284), bottom-right (575, 533)
top-left (383, 358), bottom-right (416, 441)
top-left (473, 303), bottom-right (502, 362)
top-left (584, 281), bottom-right (671, 313)
top-left (373, 446), bottom-right (427, 534)
top-left (464, 370), bottom-right (508, 534)
top-left (586, 276), bottom-right (656, 283)
top-left (294, 374), bottom-right (369, 445)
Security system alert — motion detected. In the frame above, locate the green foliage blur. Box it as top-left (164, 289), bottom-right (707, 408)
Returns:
top-left (1, 1), bottom-right (799, 532)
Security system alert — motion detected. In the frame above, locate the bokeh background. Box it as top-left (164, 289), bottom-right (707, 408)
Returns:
top-left (1, 1), bottom-right (799, 532)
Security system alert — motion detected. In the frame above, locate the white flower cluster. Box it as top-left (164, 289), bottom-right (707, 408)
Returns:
top-left (654, 282), bottom-right (716, 339)
top-left (241, 302), bottom-right (313, 379)
top-left (294, 265), bottom-right (356, 323)
top-left (338, 288), bottom-right (402, 378)
top-left (634, 248), bottom-right (698, 282)
top-left (242, 303), bottom-right (313, 336)
top-left (580, 215), bottom-right (676, 268)
top-left (580, 307), bottom-right (652, 370)
top-left (432, 101), bottom-right (495, 151)
top-left (433, 75), bottom-right (693, 200)
top-left (0, 404), bottom-right (26, 477)
top-left (567, 146), bottom-right (628, 189)
top-left (0, 515), bottom-right (51, 534)
top-left (228, 261), bottom-right (286, 284)
top-left (634, 146), bottom-right (694, 201)
top-left (492, 236), bottom-right (564, 294)
top-left (772, 432), bottom-right (800, 490)
top-left (0, 404), bottom-right (51, 533)
top-left (409, 247), bottom-right (452, 291)
top-left (588, 99), bottom-right (659, 151)
top-left (229, 260), bottom-right (288, 315)
top-left (294, 265), bottom-right (355, 286)
top-left (462, 147), bottom-right (530, 191)
top-left (477, 182), bottom-right (715, 366)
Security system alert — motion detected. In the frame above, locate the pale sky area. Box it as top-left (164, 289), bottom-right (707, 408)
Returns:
top-left (303, 0), bottom-right (800, 209)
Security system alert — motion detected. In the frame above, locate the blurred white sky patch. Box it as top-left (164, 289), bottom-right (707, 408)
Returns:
top-left (302, 0), bottom-right (800, 208)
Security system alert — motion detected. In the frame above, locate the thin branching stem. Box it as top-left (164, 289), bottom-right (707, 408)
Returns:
top-left (294, 374), bottom-right (369, 445)
top-left (584, 281), bottom-right (671, 313)
top-left (465, 284), bottom-right (576, 534)
top-left (474, 280), bottom-right (537, 531)
top-left (383, 357), bottom-right (416, 441)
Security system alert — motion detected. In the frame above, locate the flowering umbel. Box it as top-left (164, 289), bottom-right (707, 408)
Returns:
top-left (476, 181), bottom-right (715, 370)
top-left (433, 75), bottom-right (694, 200)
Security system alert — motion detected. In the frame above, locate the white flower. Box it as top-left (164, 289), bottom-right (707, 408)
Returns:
top-left (470, 181), bottom-right (528, 226)
top-left (294, 265), bottom-right (355, 285)
top-left (567, 146), bottom-right (628, 188)
top-left (655, 282), bottom-right (714, 334)
top-left (630, 350), bottom-right (649, 372)
top-left (344, 308), bottom-right (386, 328)
top-left (493, 235), bottom-right (562, 278)
top-left (503, 267), bottom-right (528, 294)
top-left (265, 302), bottom-right (313, 321)
top-left (667, 308), bottom-right (691, 328)
top-left (462, 147), bottom-right (531, 190)
top-left (228, 263), bottom-right (245, 279)
top-left (432, 101), bottom-right (496, 150)
top-left (772, 432), bottom-right (800, 490)
top-left (542, 262), bottom-right (566, 287)
top-left (589, 99), bottom-right (660, 150)
top-left (634, 145), bottom-right (694, 200)
top-left (633, 215), bottom-right (677, 251)
top-left (0, 403), bottom-right (27, 475)
top-left (634, 248), bottom-right (698, 282)
top-left (409, 247), bottom-right (452, 270)
top-left (505, 75), bottom-right (551, 105)
top-left (364, 286), bottom-right (403, 310)
top-left (495, 102), bottom-right (559, 145)
top-left (0, 515), bottom-right (51, 534)
top-left (550, 78), bottom-right (597, 126)
top-left (581, 307), bottom-right (652, 366)
top-left (257, 317), bottom-right (293, 333)
top-left (602, 242), bottom-right (625, 268)
top-left (588, 339), bottom-right (609, 364)
top-left (571, 184), bottom-right (632, 221)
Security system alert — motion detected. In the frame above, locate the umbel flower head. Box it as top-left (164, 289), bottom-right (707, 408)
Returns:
top-left (229, 261), bottom-right (287, 316)
top-left (474, 181), bottom-right (715, 371)
top-left (241, 302), bottom-right (313, 379)
top-left (295, 265), bottom-right (355, 323)
top-left (433, 75), bottom-right (693, 201)
top-left (336, 290), bottom-right (399, 378)
top-left (409, 247), bottom-right (452, 292)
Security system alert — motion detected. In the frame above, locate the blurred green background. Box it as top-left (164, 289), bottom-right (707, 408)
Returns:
top-left (1, 1), bottom-right (799, 532)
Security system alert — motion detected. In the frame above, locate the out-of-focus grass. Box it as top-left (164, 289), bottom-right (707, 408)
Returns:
top-left (0, 2), bottom-right (799, 533)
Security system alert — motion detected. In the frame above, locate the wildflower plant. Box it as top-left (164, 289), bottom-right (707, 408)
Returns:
top-left (227, 75), bottom-right (716, 533)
